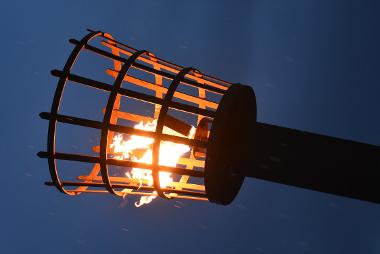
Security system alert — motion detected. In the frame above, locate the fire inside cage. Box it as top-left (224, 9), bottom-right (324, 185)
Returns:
top-left (38, 29), bottom-right (255, 206)
top-left (39, 29), bottom-right (380, 207)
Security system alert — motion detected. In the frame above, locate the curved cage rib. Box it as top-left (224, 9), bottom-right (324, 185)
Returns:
top-left (39, 30), bottom-right (232, 202)
top-left (100, 50), bottom-right (148, 196)
top-left (45, 30), bottom-right (103, 195)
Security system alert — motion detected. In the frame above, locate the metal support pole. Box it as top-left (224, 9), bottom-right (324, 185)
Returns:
top-left (240, 122), bottom-right (380, 203)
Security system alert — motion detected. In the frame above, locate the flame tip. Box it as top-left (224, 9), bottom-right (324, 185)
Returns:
top-left (110, 120), bottom-right (195, 207)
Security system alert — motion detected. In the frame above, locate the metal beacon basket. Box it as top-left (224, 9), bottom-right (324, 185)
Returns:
top-left (38, 29), bottom-right (256, 205)
top-left (39, 29), bottom-right (380, 206)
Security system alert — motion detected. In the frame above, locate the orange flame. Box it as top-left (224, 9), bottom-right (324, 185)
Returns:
top-left (111, 120), bottom-right (195, 207)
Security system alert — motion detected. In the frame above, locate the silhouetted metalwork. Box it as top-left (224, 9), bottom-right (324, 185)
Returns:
top-left (39, 29), bottom-right (380, 205)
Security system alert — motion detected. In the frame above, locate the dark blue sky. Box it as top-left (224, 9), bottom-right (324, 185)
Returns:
top-left (1, 1), bottom-right (380, 253)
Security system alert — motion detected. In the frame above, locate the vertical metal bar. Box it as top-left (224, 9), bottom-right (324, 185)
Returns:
top-left (47, 30), bottom-right (102, 195)
top-left (179, 71), bottom-right (207, 187)
top-left (152, 67), bottom-right (195, 199)
top-left (149, 53), bottom-right (164, 119)
top-left (78, 33), bottom-right (123, 193)
top-left (100, 50), bottom-right (147, 196)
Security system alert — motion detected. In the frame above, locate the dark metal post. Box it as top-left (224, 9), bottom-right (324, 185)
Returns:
top-left (238, 122), bottom-right (380, 203)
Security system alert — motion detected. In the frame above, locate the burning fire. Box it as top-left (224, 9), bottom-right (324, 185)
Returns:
top-left (110, 119), bottom-right (195, 207)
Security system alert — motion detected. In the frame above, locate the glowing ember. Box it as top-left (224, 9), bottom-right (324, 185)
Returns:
top-left (110, 119), bottom-right (195, 207)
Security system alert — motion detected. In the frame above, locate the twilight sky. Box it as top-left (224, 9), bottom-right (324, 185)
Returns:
top-left (1, 1), bottom-right (380, 253)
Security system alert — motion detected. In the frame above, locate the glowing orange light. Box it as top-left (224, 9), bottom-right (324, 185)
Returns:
top-left (111, 119), bottom-right (195, 207)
